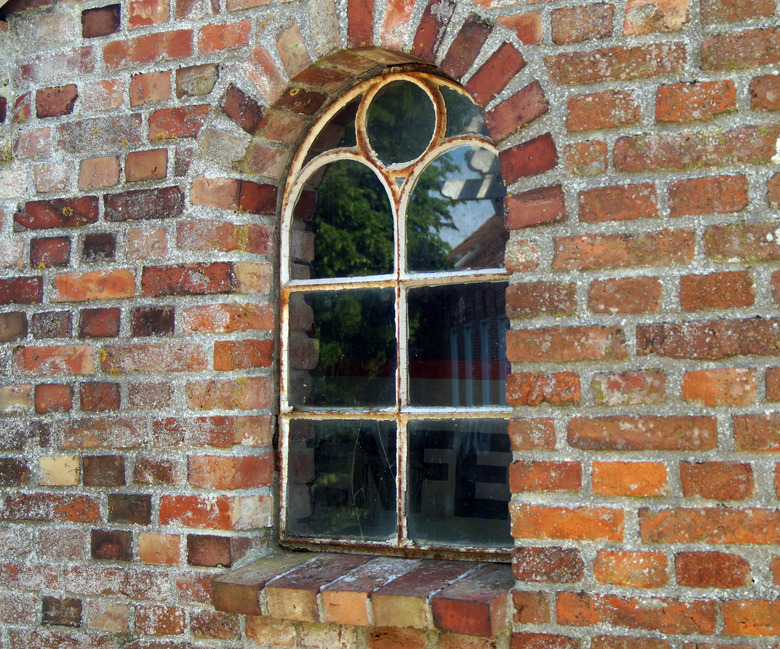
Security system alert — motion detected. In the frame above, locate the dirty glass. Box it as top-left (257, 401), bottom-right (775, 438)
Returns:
top-left (305, 97), bottom-right (360, 166)
top-left (303, 160), bottom-right (393, 279)
top-left (407, 419), bottom-right (511, 548)
top-left (441, 86), bottom-right (489, 138)
top-left (408, 282), bottom-right (509, 407)
top-left (287, 419), bottom-right (397, 541)
top-left (288, 289), bottom-right (396, 408)
top-left (367, 81), bottom-right (435, 165)
top-left (407, 145), bottom-right (507, 272)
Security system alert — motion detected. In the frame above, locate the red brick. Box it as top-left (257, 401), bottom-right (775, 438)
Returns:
top-left (510, 461), bottom-right (581, 493)
top-left (484, 81), bottom-right (548, 143)
top-left (30, 237), bottom-right (70, 268)
top-left (500, 133), bottom-right (557, 184)
top-left (411, 0), bottom-right (457, 61)
top-left (243, 43), bottom-right (288, 105)
top-left (592, 371), bottom-right (666, 407)
top-left (701, 27), bottom-right (780, 71)
top-left (567, 91), bottom-right (640, 132)
top-left (14, 127), bottom-right (52, 159)
top-left (83, 455), bottom-right (125, 486)
top-left (81, 79), bottom-right (125, 112)
top-left (0, 459), bottom-right (30, 486)
top-left (3, 493), bottom-right (100, 523)
top-left (512, 591), bottom-right (551, 624)
top-left (465, 43), bottom-right (526, 107)
top-left (36, 85), bottom-right (78, 118)
top-left (506, 281), bottom-right (575, 318)
top-left (440, 14), bottom-right (492, 80)
top-left (40, 596), bottom-right (82, 627)
top-left (188, 455), bottom-right (273, 489)
top-left (182, 303), bottom-right (272, 333)
top-left (512, 633), bottom-right (579, 649)
top-left (79, 307), bottom-right (120, 338)
top-left (58, 115), bottom-right (143, 153)
top-left (134, 457), bottom-right (178, 485)
top-left (31, 311), bottom-right (71, 339)
top-left (0, 312), bottom-right (27, 342)
top-left (546, 43), bottom-right (686, 85)
top-left (721, 600), bottom-right (780, 636)
top-left (214, 339), bottom-right (274, 370)
top-left (149, 104), bottom-right (209, 140)
top-left (175, 63), bottom-right (218, 99)
top-left (142, 262), bottom-right (235, 297)
top-left (615, 124), bottom-right (780, 172)
top-left (669, 174), bottom-right (748, 216)
top-left (135, 605), bottom-right (185, 636)
top-left (176, 220), bottom-right (273, 254)
top-left (274, 87), bottom-right (328, 117)
top-left (191, 609), bottom-right (241, 640)
top-left (130, 71), bottom-right (172, 106)
top-left (638, 318), bottom-right (780, 360)
top-left (109, 494), bottom-right (151, 525)
top-left (509, 419), bottom-right (556, 451)
top-left (54, 270), bottom-right (135, 302)
top-left (15, 345), bottom-right (94, 376)
top-left (564, 141), bottom-right (608, 176)
top-left (104, 29), bottom-right (193, 70)
top-left (221, 85), bottom-right (263, 134)
top-left (675, 552), bottom-right (750, 588)
top-left (345, 0), bottom-right (374, 48)
top-left (766, 368), bottom-right (780, 402)
top-left (705, 222), bottom-right (780, 262)
top-left (198, 19), bottom-right (251, 53)
top-left (64, 564), bottom-right (168, 600)
top-left (750, 74), bottom-right (780, 111)
top-left (101, 343), bottom-right (208, 373)
top-left (61, 417), bottom-right (145, 449)
top-left (82, 4), bottom-right (120, 37)
top-left (185, 377), bottom-right (273, 410)
top-left (160, 495), bottom-right (233, 530)
top-left (139, 532), bottom-right (180, 565)
top-left (127, 382), bottom-right (173, 410)
top-left (507, 373), bottom-right (580, 407)
top-left (368, 627), bottom-right (428, 649)
top-left (681, 368), bottom-right (756, 407)
top-left (130, 306), bottom-right (174, 337)
top-left (126, 149), bottom-right (167, 182)
top-left (80, 382), bottom-right (121, 412)
top-left (496, 12), bottom-right (542, 45)
top-left (656, 80), bottom-right (736, 123)
top-left (639, 507), bottom-right (780, 544)
top-left (35, 384), bottom-right (73, 413)
top-left (554, 229), bottom-right (694, 271)
top-left (505, 185), bottom-right (565, 230)
top-left (556, 592), bottom-right (716, 635)
top-left (588, 277), bottom-right (662, 315)
top-left (594, 551), bottom-right (669, 588)
top-left (104, 186), bottom-right (183, 223)
top-left (680, 461), bottom-right (754, 500)
top-left (79, 156), bottom-right (121, 190)
top-left (701, 0), bottom-right (776, 23)
top-left (624, 0), bottom-right (691, 34)
top-left (15, 197), bottom-right (99, 230)
top-left (552, 3), bottom-right (613, 44)
top-left (579, 183), bottom-right (658, 223)
top-left (592, 461), bottom-right (668, 497)
top-left (507, 326), bottom-right (627, 363)
top-left (511, 504), bottom-right (624, 542)
top-left (568, 416), bottom-right (717, 451)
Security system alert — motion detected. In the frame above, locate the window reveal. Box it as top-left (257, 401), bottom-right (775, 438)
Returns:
top-left (280, 73), bottom-right (512, 555)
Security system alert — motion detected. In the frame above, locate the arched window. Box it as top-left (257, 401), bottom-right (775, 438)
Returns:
top-left (280, 72), bottom-right (511, 557)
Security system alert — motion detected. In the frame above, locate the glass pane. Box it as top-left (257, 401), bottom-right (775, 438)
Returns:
top-left (367, 81), bottom-right (435, 165)
top-left (408, 282), bottom-right (508, 407)
top-left (300, 160), bottom-right (393, 278)
top-left (288, 289), bottom-right (396, 408)
top-left (304, 98), bottom-right (360, 167)
top-left (287, 419), bottom-right (397, 541)
top-left (407, 419), bottom-right (511, 548)
top-left (408, 145), bottom-right (507, 272)
top-left (442, 86), bottom-right (489, 138)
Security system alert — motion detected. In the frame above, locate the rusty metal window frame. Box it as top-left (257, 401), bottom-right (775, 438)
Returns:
top-left (279, 72), bottom-right (511, 559)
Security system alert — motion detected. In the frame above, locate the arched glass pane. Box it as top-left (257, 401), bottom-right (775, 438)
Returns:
top-left (367, 81), bottom-right (435, 165)
top-left (288, 289), bottom-right (397, 408)
top-left (442, 87), bottom-right (489, 138)
top-left (407, 145), bottom-right (507, 272)
top-left (304, 98), bottom-right (360, 167)
top-left (300, 160), bottom-right (394, 278)
top-left (287, 419), bottom-right (397, 541)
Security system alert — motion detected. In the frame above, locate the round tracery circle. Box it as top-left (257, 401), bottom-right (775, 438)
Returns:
top-left (366, 81), bottom-right (435, 166)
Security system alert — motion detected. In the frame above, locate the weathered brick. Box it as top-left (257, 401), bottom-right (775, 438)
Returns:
top-left (79, 307), bottom-right (120, 338)
top-left (36, 85), bottom-right (78, 118)
top-left (185, 377), bottom-right (273, 410)
top-left (15, 197), bottom-right (99, 230)
top-left (58, 115), bottom-right (143, 153)
top-left (553, 229), bottom-right (694, 271)
top-left (134, 457), bottom-right (177, 485)
top-left (496, 12), bottom-right (542, 45)
top-left (188, 455), bottom-right (273, 489)
top-left (142, 263), bottom-right (235, 297)
top-left (15, 344), bottom-right (94, 376)
top-left (54, 269), bottom-right (135, 302)
top-left (42, 596), bottom-right (82, 627)
top-left (500, 133), bottom-right (557, 184)
top-left (552, 3), bottom-right (613, 44)
top-left (681, 368), bottom-right (756, 407)
top-left (465, 43), bottom-right (526, 107)
top-left (125, 149), bottom-right (167, 182)
top-left (568, 416), bottom-right (717, 451)
top-left (191, 609), bottom-right (241, 640)
top-left (556, 592), bottom-right (716, 635)
top-left (83, 455), bottom-right (125, 487)
top-left (139, 532), bottom-right (180, 565)
top-left (701, 27), bottom-right (780, 71)
top-left (485, 81), bottom-right (548, 143)
top-left (511, 504), bottom-right (624, 542)
top-left (82, 5), bottom-right (120, 38)
top-left (592, 461), bottom-right (668, 496)
top-left (0, 312), bottom-right (28, 342)
top-left (105, 186), bottom-right (183, 222)
top-left (506, 281), bottom-right (575, 318)
top-left (507, 373), bottom-right (580, 407)
top-left (701, 0), bottom-right (776, 23)
top-left (30, 236), bottom-right (70, 268)
top-left (589, 278), bottom-right (662, 315)
top-left (440, 14), bottom-right (492, 80)
top-left (130, 70), bottom-right (172, 106)
top-left (61, 417), bottom-right (145, 449)
top-left (108, 494), bottom-right (151, 525)
top-left (512, 591), bottom-right (551, 625)
top-left (0, 458), bottom-right (30, 486)
top-left (182, 303), bottom-right (273, 333)
top-left (135, 604), bottom-right (185, 636)
top-left (177, 220), bottom-right (273, 254)
top-left (176, 63), bottom-right (218, 98)
top-left (31, 311), bottom-right (71, 339)
top-left (594, 551), bottom-right (668, 588)
top-left (101, 343), bottom-right (208, 373)
top-left (639, 507), bottom-right (780, 544)
top-left (669, 174), bottom-right (748, 216)
top-left (592, 371), bottom-right (666, 407)
top-left (105, 29), bottom-right (193, 69)
top-left (127, 227), bottom-right (167, 260)
top-left (33, 161), bottom-right (73, 193)
top-left (680, 461), bottom-right (754, 500)
top-left (579, 183), bottom-right (658, 223)
top-left (80, 382), bottom-right (121, 412)
top-left (214, 339), bottom-right (274, 370)
top-left (3, 493), bottom-right (100, 523)
top-left (199, 20), bottom-right (251, 53)
top-left (82, 233), bottom-right (116, 262)
top-left (512, 633), bottom-right (579, 649)
top-left (750, 74), bottom-right (780, 112)
top-left (505, 185), bottom-right (565, 230)
top-left (546, 43), bottom-right (686, 85)
top-left (510, 461), bottom-right (581, 493)
top-left (35, 384), bottom-right (73, 413)
top-left (78, 156), bottom-right (121, 190)
top-left (568, 91), bottom-right (640, 132)
top-left (91, 529), bottom-right (132, 561)
top-left (675, 552), bottom-right (750, 588)
top-left (509, 419), bottom-right (556, 451)
top-left (507, 326), bottom-right (627, 363)
top-left (624, 0), bottom-right (690, 34)
top-left (656, 80), bottom-right (736, 123)
top-left (721, 600), bottom-right (780, 636)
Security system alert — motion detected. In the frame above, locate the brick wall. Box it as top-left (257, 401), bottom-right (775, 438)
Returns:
top-left (0, 0), bottom-right (779, 647)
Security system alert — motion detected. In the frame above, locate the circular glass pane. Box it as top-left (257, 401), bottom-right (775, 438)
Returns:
top-left (366, 81), bottom-right (435, 165)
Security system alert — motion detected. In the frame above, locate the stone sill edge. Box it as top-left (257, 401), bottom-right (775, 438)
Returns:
top-left (211, 550), bottom-right (513, 638)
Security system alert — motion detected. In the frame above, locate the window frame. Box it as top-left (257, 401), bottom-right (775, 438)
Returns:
top-left (279, 71), bottom-right (512, 560)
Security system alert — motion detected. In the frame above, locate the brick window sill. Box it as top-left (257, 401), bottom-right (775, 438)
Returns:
top-left (212, 551), bottom-right (513, 638)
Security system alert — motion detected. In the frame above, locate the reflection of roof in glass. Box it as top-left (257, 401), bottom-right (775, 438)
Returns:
top-left (447, 213), bottom-right (508, 270)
